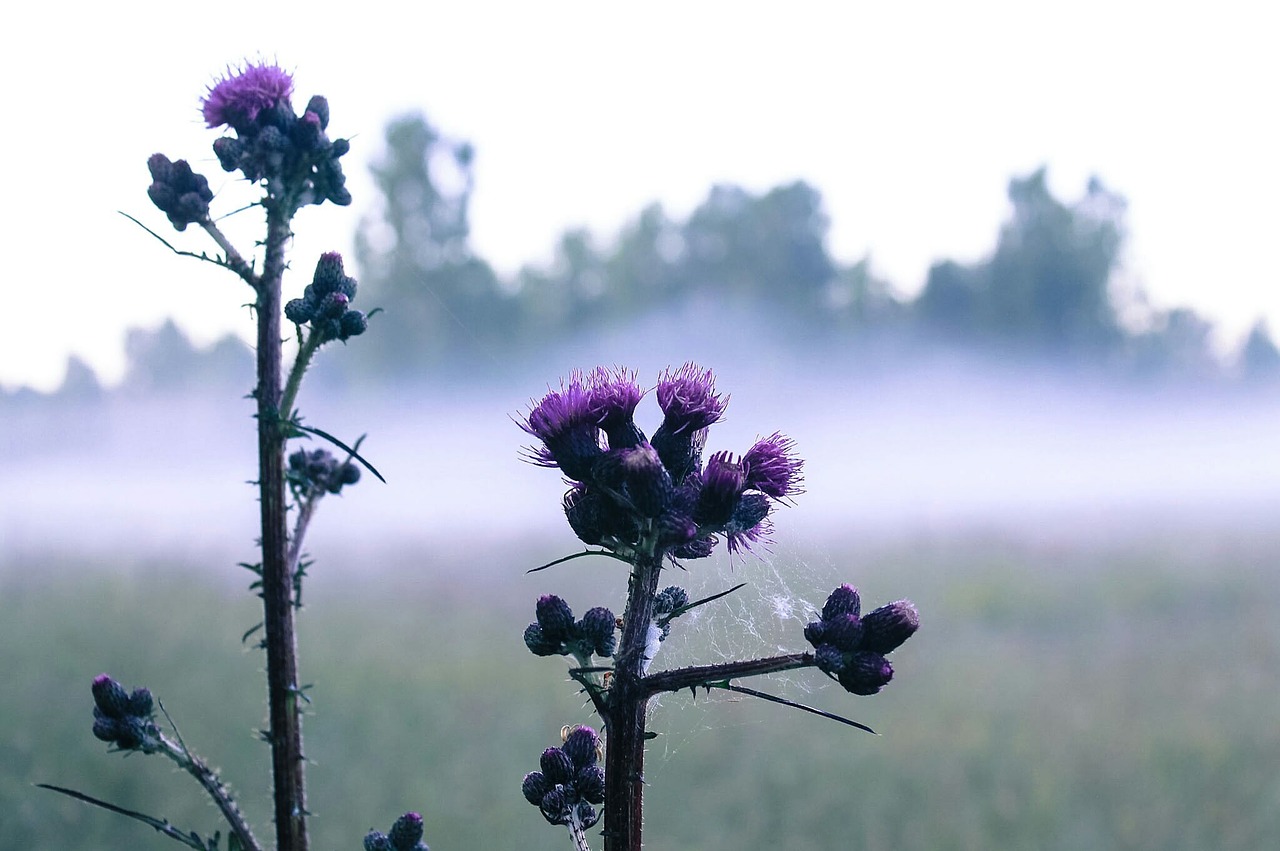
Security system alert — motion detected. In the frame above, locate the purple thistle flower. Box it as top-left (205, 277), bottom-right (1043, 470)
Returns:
top-left (654, 363), bottom-right (726, 434)
top-left (693, 451), bottom-right (746, 527)
top-left (520, 373), bottom-right (603, 481)
top-left (202, 62), bottom-right (295, 130)
top-left (743, 432), bottom-right (805, 500)
top-left (588, 366), bottom-right (645, 448)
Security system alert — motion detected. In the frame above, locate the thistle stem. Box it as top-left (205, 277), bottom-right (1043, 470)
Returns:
top-left (601, 548), bottom-right (664, 851)
top-left (158, 734), bottom-right (264, 851)
top-left (257, 205), bottom-right (309, 851)
top-left (641, 653), bottom-right (814, 698)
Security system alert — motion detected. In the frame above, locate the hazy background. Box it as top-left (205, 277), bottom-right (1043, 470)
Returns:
top-left (3, 4), bottom-right (1279, 850)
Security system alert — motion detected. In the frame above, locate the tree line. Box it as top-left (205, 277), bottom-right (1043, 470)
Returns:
top-left (9, 111), bottom-right (1279, 404)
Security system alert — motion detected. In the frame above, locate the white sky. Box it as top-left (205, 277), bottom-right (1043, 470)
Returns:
top-left (2, 1), bottom-right (1277, 391)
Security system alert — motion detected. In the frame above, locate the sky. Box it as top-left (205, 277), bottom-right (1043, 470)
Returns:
top-left (2, 1), bottom-right (1277, 391)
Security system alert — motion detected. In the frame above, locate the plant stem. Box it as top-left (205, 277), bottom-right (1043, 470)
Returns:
top-left (158, 734), bottom-right (264, 851)
top-left (602, 548), bottom-right (664, 851)
top-left (281, 328), bottom-right (322, 426)
top-left (257, 205), bottom-right (309, 851)
top-left (641, 653), bottom-right (814, 698)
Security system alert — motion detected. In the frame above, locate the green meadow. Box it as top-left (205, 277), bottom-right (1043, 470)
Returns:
top-left (3, 527), bottom-right (1278, 850)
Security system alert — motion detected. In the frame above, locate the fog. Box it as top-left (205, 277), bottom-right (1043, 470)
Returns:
top-left (4, 354), bottom-right (1277, 567)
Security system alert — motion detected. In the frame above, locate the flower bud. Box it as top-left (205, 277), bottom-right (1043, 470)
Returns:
top-left (576, 764), bottom-right (605, 804)
top-left (539, 787), bottom-right (571, 825)
top-left (821, 584), bottom-right (861, 621)
top-left (523, 623), bottom-right (562, 657)
top-left (284, 298), bottom-right (314, 324)
top-left (575, 801), bottom-right (600, 829)
top-left (813, 643), bottom-right (845, 674)
top-left (388, 812), bottom-right (424, 851)
top-left (860, 600), bottom-right (919, 655)
top-left (540, 747), bottom-right (575, 785)
top-left (535, 595), bottom-right (575, 643)
top-left (364, 831), bottom-right (392, 851)
top-left (127, 687), bottom-right (154, 718)
top-left (522, 771), bottom-right (549, 805)
top-left (91, 675), bottom-right (130, 718)
top-left (837, 651), bottom-right (894, 695)
top-left (561, 725), bottom-right (601, 769)
top-left (577, 608), bottom-right (616, 658)
top-left (824, 612), bottom-right (864, 653)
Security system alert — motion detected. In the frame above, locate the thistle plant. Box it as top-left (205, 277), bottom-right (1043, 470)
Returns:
top-left (42, 62), bottom-right (424, 851)
top-left (520, 365), bottom-right (920, 851)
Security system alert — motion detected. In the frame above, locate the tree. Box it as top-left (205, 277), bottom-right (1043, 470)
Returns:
top-left (353, 113), bottom-right (512, 376)
top-left (916, 168), bottom-right (1128, 360)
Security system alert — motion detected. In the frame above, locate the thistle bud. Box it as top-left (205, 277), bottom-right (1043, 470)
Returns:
top-left (861, 600), bottom-right (919, 655)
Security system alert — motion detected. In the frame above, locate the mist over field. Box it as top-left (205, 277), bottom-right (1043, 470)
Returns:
top-left (4, 352), bottom-right (1277, 561)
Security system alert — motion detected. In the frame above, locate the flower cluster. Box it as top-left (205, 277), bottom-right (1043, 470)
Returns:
top-left (524, 595), bottom-right (616, 659)
top-left (90, 674), bottom-right (160, 752)
top-left (521, 726), bottom-right (605, 829)
top-left (521, 364), bottom-right (803, 559)
top-left (287, 447), bottom-right (361, 496)
top-left (804, 585), bottom-right (919, 695)
top-left (652, 584), bottom-right (689, 640)
top-left (284, 252), bottom-right (368, 342)
top-left (202, 63), bottom-right (351, 206)
top-left (363, 812), bottom-right (429, 851)
top-left (146, 154), bottom-right (214, 231)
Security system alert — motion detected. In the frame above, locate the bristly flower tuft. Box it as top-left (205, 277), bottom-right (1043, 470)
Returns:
top-left (743, 432), bottom-right (805, 500)
top-left (202, 62), bottom-right (295, 130)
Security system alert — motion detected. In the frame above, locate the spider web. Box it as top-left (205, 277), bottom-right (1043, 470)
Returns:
top-left (644, 534), bottom-right (846, 770)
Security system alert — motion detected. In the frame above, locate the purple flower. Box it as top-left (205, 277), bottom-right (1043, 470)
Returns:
top-left (521, 373), bottom-right (603, 481)
top-left (743, 432), bottom-right (804, 500)
top-left (655, 363), bottom-right (726, 434)
top-left (587, 366), bottom-right (644, 448)
top-left (693, 451), bottom-right (746, 527)
top-left (202, 62), bottom-right (294, 130)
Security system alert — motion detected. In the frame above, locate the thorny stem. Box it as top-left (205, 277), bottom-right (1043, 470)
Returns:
top-left (157, 733), bottom-right (264, 851)
top-left (257, 203), bottom-right (310, 851)
top-left (641, 653), bottom-right (815, 698)
top-left (281, 328), bottom-right (323, 427)
top-left (286, 489), bottom-right (321, 600)
top-left (602, 545), bottom-right (664, 851)
top-left (199, 218), bottom-right (258, 286)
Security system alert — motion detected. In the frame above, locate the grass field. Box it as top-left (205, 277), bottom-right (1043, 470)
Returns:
top-left (3, 527), bottom-right (1278, 850)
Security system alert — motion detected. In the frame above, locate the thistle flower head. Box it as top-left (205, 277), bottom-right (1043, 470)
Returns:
top-left (588, 366), bottom-right (645, 448)
top-left (521, 374), bottom-right (604, 481)
top-left (202, 62), bottom-right (295, 130)
top-left (693, 451), bottom-right (746, 527)
top-left (743, 432), bottom-right (805, 500)
top-left (655, 363), bottom-right (726, 434)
